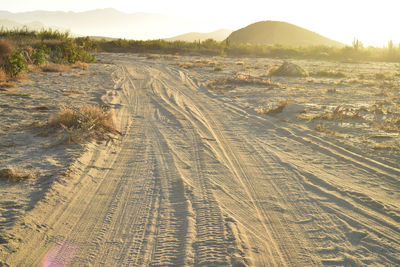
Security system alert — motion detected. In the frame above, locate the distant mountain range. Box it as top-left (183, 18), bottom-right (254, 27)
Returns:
top-left (165, 29), bottom-right (232, 42)
top-left (227, 21), bottom-right (343, 47)
top-left (0, 9), bottom-right (344, 47)
top-left (0, 9), bottom-right (211, 40)
top-left (0, 19), bottom-right (45, 30)
top-left (0, 19), bottom-right (68, 33)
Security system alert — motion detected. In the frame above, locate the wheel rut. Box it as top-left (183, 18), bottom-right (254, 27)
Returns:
top-left (2, 54), bottom-right (399, 266)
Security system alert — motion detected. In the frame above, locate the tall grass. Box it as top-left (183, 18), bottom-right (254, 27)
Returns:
top-left (0, 27), bottom-right (70, 42)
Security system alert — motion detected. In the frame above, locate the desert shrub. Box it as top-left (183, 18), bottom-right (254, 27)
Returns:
top-left (3, 50), bottom-right (27, 77)
top-left (48, 105), bottom-right (116, 143)
top-left (174, 62), bottom-right (193, 69)
top-left (0, 168), bottom-right (34, 182)
top-left (51, 39), bottom-right (95, 64)
top-left (75, 36), bottom-right (98, 52)
top-left (31, 47), bottom-right (47, 65)
top-left (214, 65), bottom-right (223, 71)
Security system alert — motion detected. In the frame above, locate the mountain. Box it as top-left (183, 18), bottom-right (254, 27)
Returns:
top-left (165, 29), bottom-right (232, 42)
top-left (226, 21), bottom-right (343, 47)
top-left (0, 19), bottom-right (46, 30)
top-left (0, 9), bottom-right (211, 40)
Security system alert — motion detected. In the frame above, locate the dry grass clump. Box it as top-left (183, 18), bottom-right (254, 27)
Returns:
top-left (62, 89), bottom-right (85, 96)
top-left (0, 68), bottom-right (7, 81)
top-left (375, 90), bottom-right (389, 97)
top-left (26, 64), bottom-right (40, 73)
top-left (255, 100), bottom-right (291, 115)
top-left (208, 74), bottom-right (281, 94)
top-left (193, 59), bottom-right (212, 65)
top-left (41, 63), bottom-right (71, 72)
top-left (72, 61), bottom-right (89, 70)
top-left (299, 106), bottom-right (363, 121)
top-left (379, 80), bottom-right (397, 89)
top-left (306, 77), bottom-right (318, 83)
top-left (174, 62), bottom-right (193, 69)
top-left (214, 65), bottom-right (223, 71)
top-left (268, 62), bottom-right (308, 77)
top-left (138, 53), bottom-right (162, 59)
top-left (372, 142), bottom-right (400, 151)
top-left (326, 88), bottom-right (338, 93)
top-left (0, 39), bottom-right (14, 57)
top-left (145, 54), bottom-right (161, 59)
top-left (374, 115), bottom-right (400, 132)
top-left (0, 80), bottom-right (14, 90)
top-left (0, 168), bottom-right (34, 182)
top-left (3, 91), bottom-right (31, 96)
top-left (0, 69), bottom-right (14, 89)
top-left (47, 105), bottom-right (117, 143)
top-left (210, 74), bottom-right (280, 88)
top-left (245, 64), bottom-right (261, 70)
top-left (374, 72), bottom-right (394, 80)
top-left (311, 70), bottom-right (346, 78)
top-left (315, 123), bottom-right (347, 138)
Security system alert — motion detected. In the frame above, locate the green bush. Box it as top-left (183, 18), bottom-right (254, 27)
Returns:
top-left (50, 39), bottom-right (95, 64)
top-left (4, 50), bottom-right (27, 77)
top-left (75, 36), bottom-right (98, 52)
top-left (31, 47), bottom-right (47, 65)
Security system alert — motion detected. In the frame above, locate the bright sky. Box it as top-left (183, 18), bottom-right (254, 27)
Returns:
top-left (2, 0), bottom-right (400, 46)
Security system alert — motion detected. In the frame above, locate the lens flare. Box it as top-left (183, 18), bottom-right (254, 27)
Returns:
top-left (41, 241), bottom-right (77, 267)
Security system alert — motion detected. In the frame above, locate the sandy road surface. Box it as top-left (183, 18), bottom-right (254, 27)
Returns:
top-left (2, 54), bottom-right (400, 266)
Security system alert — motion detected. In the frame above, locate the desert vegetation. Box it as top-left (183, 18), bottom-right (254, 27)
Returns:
top-left (0, 168), bottom-right (34, 182)
top-left (172, 53), bottom-right (400, 154)
top-left (45, 105), bottom-right (117, 144)
top-left (208, 73), bottom-right (281, 93)
top-left (3, 29), bottom-right (400, 65)
top-left (0, 29), bottom-right (96, 82)
top-left (95, 37), bottom-right (400, 63)
top-left (297, 106), bottom-right (363, 121)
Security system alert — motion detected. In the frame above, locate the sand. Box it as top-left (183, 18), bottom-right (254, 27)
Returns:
top-left (1, 53), bottom-right (400, 266)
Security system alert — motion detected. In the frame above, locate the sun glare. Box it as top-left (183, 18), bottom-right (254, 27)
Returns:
top-left (1, 0), bottom-right (400, 45)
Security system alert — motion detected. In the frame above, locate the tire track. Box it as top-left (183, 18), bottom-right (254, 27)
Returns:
top-left (3, 54), bottom-right (399, 266)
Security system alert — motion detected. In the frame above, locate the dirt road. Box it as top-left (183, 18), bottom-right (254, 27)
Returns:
top-left (2, 54), bottom-right (400, 266)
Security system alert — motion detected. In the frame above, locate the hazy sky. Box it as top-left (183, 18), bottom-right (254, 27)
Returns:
top-left (2, 0), bottom-right (400, 46)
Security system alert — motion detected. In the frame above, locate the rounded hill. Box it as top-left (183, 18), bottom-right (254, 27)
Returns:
top-left (226, 21), bottom-right (342, 47)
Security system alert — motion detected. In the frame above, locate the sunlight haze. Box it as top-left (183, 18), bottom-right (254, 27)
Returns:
top-left (2, 0), bottom-right (400, 266)
top-left (2, 0), bottom-right (400, 46)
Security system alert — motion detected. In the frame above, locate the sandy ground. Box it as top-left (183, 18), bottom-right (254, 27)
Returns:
top-left (1, 53), bottom-right (400, 266)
